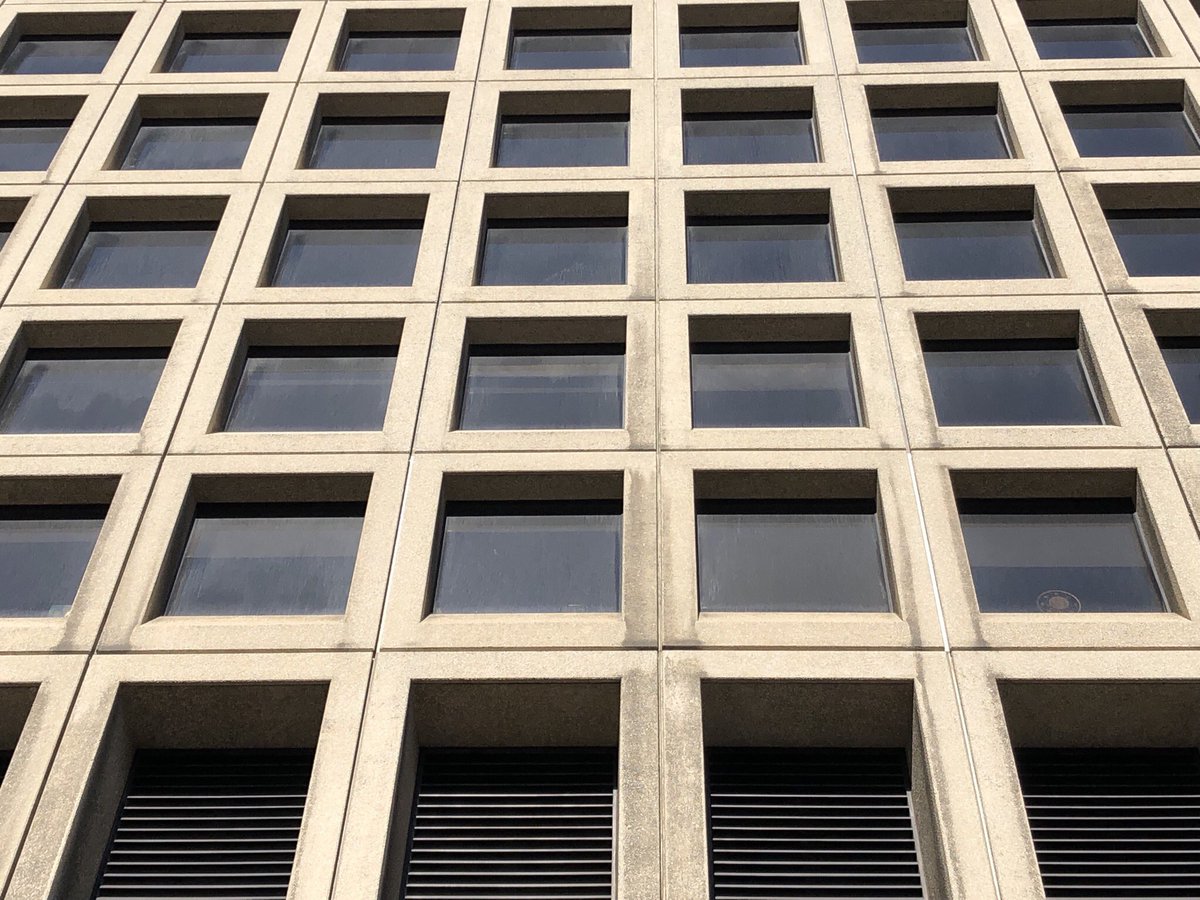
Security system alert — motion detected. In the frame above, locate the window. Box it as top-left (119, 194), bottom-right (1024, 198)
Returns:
top-left (495, 111), bottom-right (628, 168)
top-left (696, 497), bottom-right (891, 612)
top-left (682, 87), bottom-right (817, 165)
top-left (0, 118), bottom-right (71, 171)
top-left (57, 222), bottom-right (217, 290)
top-left (957, 496), bottom-right (1165, 613)
top-left (308, 116), bottom-right (443, 170)
top-left (872, 94), bottom-right (1011, 161)
top-left (1106, 209), bottom-right (1200, 277)
top-left (1158, 336), bottom-right (1200, 421)
top-left (120, 118), bottom-right (257, 170)
top-left (691, 341), bottom-right (859, 428)
top-left (223, 345), bottom-right (396, 432)
top-left (0, 347), bottom-right (168, 434)
top-left (338, 31), bottom-right (460, 71)
top-left (678, 3), bottom-right (803, 69)
top-left (853, 23), bottom-right (977, 64)
top-left (477, 200), bottom-right (628, 286)
top-left (0, 34), bottom-right (120, 75)
top-left (507, 6), bottom-right (631, 69)
top-left (1063, 101), bottom-right (1200, 158)
top-left (0, 504), bottom-right (105, 616)
top-left (458, 343), bottom-right (624, 430)
top-left (164, 31), bottom-right (291, 73)
top-left (269, 219), bottom-right (423, 287)
top-left (163, 501), bottom-right (365, 616)
top-left (431, 496), bottom-right (622, 614)
top-left (923, 338), bottom-right (1102, 426)
top-left (1027, 18), bottom-right (1153, 59)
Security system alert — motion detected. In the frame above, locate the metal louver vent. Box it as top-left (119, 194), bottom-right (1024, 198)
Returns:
top-left (93, 748), bottom-right (315, 899)
top-left (1016, 747), bottom-right (1200, 898)
top-left (706, 747), bottom-right (926, 899)
top-left (401, 747), bottom-right (617, 900)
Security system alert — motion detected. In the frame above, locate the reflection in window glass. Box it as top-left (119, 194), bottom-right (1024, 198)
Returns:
top-left (507, 29), bottom-right (630, 70)
top-left (270, 220), bottom-right (422, 287)
top-left (307, 117), bottom-right (443, 169)
top-left (338, 31), bottom-right (460, 72)
top-left (852, 23), bottom-right (977, 64)
top-left (872, 108), bottom-right (1010, 161)
top-left (478, 218), bottom-right (627, 285)
top-left (121, 119), bottom-right (257, 170)
top-left (1160, 337), bottom-right (1200, 422)
top-left (696, 498), bottom-right (891, 613)
top-left (1028, 20), bottom-right (1151, 60)
top-left (495, 115), bottom-right (628, 168)
top-left (0, 36), bottom-right (120, 75)
top-left (1107, 210), bottom-right (1200, 277)
top-left (895, 212), bottom-right (1053, 281)
top-left (958, 498), bottom-right (1165, 613)
top-left (458, 344), bottom-right (624, 430)
top-left (679, 26), bottom-right (802, 68)
top-left (683, 112), bottom-right (817, 165)
top-left (59, 224), bottom-right (216, 289)
top-left (0, 348), bottom-right (168, 434)
top-left (164, 502), bottom-right (365, 616)
top-left (0, 505), bottom-right (105, 617)
top-left (224, 346), bottom-right (396, 432)
top-left (923, 338), bottom-right (1101, 427)
top-left (690, 341), bottom-right (859, 428)
top-left (165, 33), bottom-right (290, 73)
top-left (0, 120), bottom-right (70, 171)
top-left (686, 215), bottom-right (837, 283)
top-left (1064, 104), bottom-right (1200, 157)
top-left (432, 499), bottom-right (621, 614)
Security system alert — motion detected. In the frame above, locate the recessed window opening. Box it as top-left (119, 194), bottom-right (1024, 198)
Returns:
top-left (0, 97), bottom-right (79, 171)
top-left (1025, 8), bottom-right (1155, 60)
top-left (305, 93), bottom-right (446, 170)
top-left (0, 687), bottom-right (36, 784)
top-left (1155, 318), bottom-right (1200, 422)
top-left (338, 9), bottom-right (464, 71)
top-left (678, 3), bottom-right (803, 68)
top-left (849, 1), bottom-right (978, 64)
top-left (1102, 194), bottom-right (1200, 277)
top-left (493, 90), bottom-right (629, 168)
top-left (163, 12), bottom-right (296, 74)
top-left (1058, 81), bottom-right (1200, 157)
top-left (0, 15), bottom-right (128, 75)
top-left (508, 6), bottom-right (632, 69)
top-left (869, 84), bottom-right (1012, 161)
top-left (682, 87), bottom-right (817, 165)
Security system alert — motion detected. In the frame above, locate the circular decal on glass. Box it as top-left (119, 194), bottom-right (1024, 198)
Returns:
top-left (1037, 590), bottom-right (1082, 613)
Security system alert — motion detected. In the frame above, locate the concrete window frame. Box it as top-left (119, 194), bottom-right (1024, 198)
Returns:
top-left (0, 6), bottom-right (155, 86)
top-left (0, 86), bottom-right (112, 185)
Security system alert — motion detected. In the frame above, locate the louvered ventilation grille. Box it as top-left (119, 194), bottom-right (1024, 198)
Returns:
top-left (401, 747), bottom-right (617, 900)
top-left (93, 748), bottom-right (314, 899)
top-left (1017, 747), bottom-right (1200, 898)
top-left (706, 747), bottom-right (926, 899)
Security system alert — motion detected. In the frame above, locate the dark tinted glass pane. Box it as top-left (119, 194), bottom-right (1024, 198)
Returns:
top-left (121, 118), bottom-right (256, 170)
top-left (683, 112), bottom-right (817, 165)
top-left (164, 502), bottom-right (364, 616)
top-left (873, 108), bottom-right (1009, 161)
top-left (959, 498), bottom-right (1165, 613)
top-left (508, 29), bottom-right (630, 69)
top-left (459, 344), bottom-right (624, 430)
top-left (0, 36), bottom-right (119, 75)
top-left (338, 32), bottom-right (460, 72)
top-left (679, 26), bottom-right (802, 67)
top-left (0, 120), bottom-right (70, 171)
top-left (478, 218), bottom-right (627, 285)
top-left (924, 339), bottom-right (1101, 426)
top-left (895, 212), bottom-right (1052, 280)
top-left (1028, 20), bottom-right (1151, 59)
top-left (432, 499), bottom-right (621, 614)
top-left (852, 23), bottom-right (976, 64)
top-left (1065, 104), bottom-right (1200, 157)
top-left (0, 348), bottom-right (167, 434)
top-left (1159, 337), bottom-right (1200, 422)
top-left (308, 117), bottom-right (442, 169)
top-left (1107, 210), bottom-right (1200, 277)
top-left (60, 224), bottom-right (215, 289)
top-left (691, 342), bottom-right (858, 428)
top-left (224, 347), bottom-right (396, 432)
top-left (696, 499), bottom-right (890, 612)
top-left (166, 33), bottom-right (290, 73)
top-left (0, 225), bottom-right (10, 253)
top-left (271, 220), bottom-right (422, 287)
top-left (0, 505), bottom-right (105, 616)
top-left (495, 115), bottom-right (628, 168)
top-left (687, 216), bottom-right (837, 283)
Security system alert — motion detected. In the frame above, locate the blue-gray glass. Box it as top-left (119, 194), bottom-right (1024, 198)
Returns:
top-left (507, 29), bottom-right (630, 70)
top-left (1028, 20), bottom-right (1151, 60)
top-left (338, 32), bottom-right (460, 72)
top-left (679, 26), bottom-right (803, 68)
top-left (873, 107), bottom-right (1010, 161)
top-left (696, 499), bottom-right (890, 612)
top-left (690, 341), bottom-right (859, 428)
top-left (1159, 337), bottom-right (1200, 422)
top-left (923, 339), bottom-right (1101, 427)
top-left (478, 218), bottom-right (627, 285)
top-left (0, 348), bottom-right (167, 434)
top-left (0, 36), bottom-right (119, 75)
top-left (1107, 210), bottom-right (1200, 277)
top-left (1064, 104), bottom-right (1200, 157)
top-left (0, 120), bottom-right (70, 171)
top-left (307, 117), bottom-right (442, 169)
top-left (120, 118), bottom-right (257, 170)
top-left (682, 112), bottom-right (817, 165)
top-left (686, 216), bottom-right (837, 284)
top-left (164, 502), bottom-right (364, 616)
top-left (0, 226), bottom-right (12, 253)
top-left (0, 505), bottom-right (105, 617)
top-left (224, 346), bottom-right (396, 432)
top-left (895, 212), bottom-right (1052, 280)
top-left (431, 500), bottom-right (621, 614)
top-left (458, 344), bottom-right (624, 430)
top-left (59, 224), bottom-right (216, 289)
top-left (852, 23), bottom-right (977, 64)
top-left (270, 220), bottom-right (422, 287)
top-left (165, 33), bottom-right (290, 73)
top-left (494, 115), bottom-right (628, 168)
top-left (958, 498), bottom-right (1165, 613)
